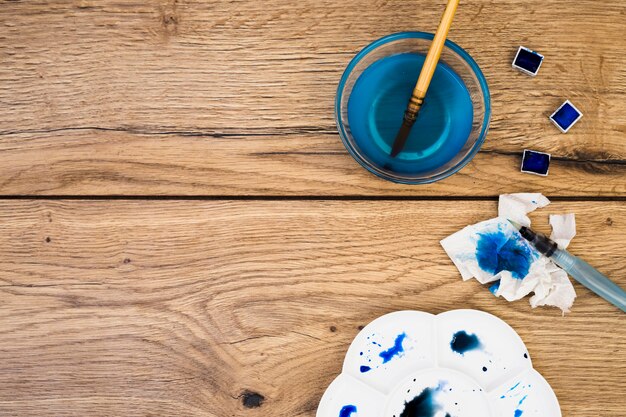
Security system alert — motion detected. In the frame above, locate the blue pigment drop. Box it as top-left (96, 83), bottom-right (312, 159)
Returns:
top-left (399, 387), bottom-right (451, 417)
top-left (360, 365), bottom-right (371, 373)
top-left (379, 333), bottom-right (407, 363)
top-left (450, 331), bottom-right (481, 355)
top-left (339, 405), bottom-right (357, 417)
top-left (476, 231), bottom-right (535, 279)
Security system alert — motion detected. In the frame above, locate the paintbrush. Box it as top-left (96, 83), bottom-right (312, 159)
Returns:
top-left (508, 219), bottom-right (626, 313)
top-left (390, 0), bottom-right (460, 158)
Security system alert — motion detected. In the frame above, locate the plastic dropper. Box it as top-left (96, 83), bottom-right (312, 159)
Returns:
top-left (508, 219), bottom-right (626, 313)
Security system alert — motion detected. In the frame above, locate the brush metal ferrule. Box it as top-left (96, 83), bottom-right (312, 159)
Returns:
top-left (402, 109), bottom-right (418, 126)
top-left (406, 96), bottom-right (425, 116)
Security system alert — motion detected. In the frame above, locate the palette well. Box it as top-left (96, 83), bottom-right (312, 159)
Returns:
top-left (316, 310), bottom-right (560, 417)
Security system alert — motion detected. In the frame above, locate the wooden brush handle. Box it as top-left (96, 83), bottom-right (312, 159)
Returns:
top-left (407, 0), bottom-right (460, 116)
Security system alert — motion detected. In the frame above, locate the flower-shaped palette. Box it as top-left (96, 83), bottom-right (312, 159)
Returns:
top-left (317, 310), bottom-right (560, 417)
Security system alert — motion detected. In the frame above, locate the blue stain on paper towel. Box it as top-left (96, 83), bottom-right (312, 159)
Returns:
top-left (450, 331), bottom-right (481, 355)
top-left (360, 365), bottom-right (371, 373)
top-left (399, 385), bottom-right (452, 417)
top-left (489, 280), bottom-right (501, 295)
top-left (339, 405), bottom-right (357, 417)
top-left (476, 230), bottom-right (535, 279)
top-left (379, 333), bottom-right (407, 363)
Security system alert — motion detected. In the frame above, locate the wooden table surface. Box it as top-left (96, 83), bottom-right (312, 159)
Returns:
top-left (1, 1), bottom-right (624, 416)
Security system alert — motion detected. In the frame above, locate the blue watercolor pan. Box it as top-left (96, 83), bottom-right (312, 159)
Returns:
top-left (512, 46), bottom-right (544, 76)
top-left (521, 149), bottom-right (551, 176)
top-left (550, 100), bottom-right (583, 133)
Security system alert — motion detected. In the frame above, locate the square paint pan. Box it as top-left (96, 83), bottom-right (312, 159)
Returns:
top-left (512, 46), bottom-right (544, 76)
top-left (550, 100), bottom-right (583, 133)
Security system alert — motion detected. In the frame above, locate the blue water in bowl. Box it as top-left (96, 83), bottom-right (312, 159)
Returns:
top-left (347, 53), bottom-right (473, 175)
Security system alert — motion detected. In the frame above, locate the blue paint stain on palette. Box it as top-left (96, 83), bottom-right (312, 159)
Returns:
top-left (490, 369), bottom-right (561, 417)
top-left (359, 332), bottom-right (408, 374)
top-left (450, 330), bottom-right (482, 355)
top-left (316, 310), bottom-right (561, 417)
top-left (386, 370), bottom-right (491, 417)
top-left (347, 311), bottom-right (437, 394)
top-left (397, 385), bottom-right (447, 417)
top-left (338, 404), bottom-right (357, 417)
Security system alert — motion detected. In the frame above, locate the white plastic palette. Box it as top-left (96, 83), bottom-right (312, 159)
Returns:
top-left (317, 310), bottom-right (560, 417)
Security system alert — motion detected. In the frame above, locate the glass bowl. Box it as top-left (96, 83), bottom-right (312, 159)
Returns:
top-left (335, 32), bottom-right (490, 184)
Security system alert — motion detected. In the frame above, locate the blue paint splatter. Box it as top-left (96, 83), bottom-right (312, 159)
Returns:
top-left (507, 382), bottom-right (521, 392)
top-left (500, 384), bottom-right (528, 416)
top-left (489, 280), bottom-right (501, 295)
top-left (360, 365), bottom-right (371, 373)
top-left (450, 331), bottom-right (481, 355)
top-left (476, 230), bottom-right (535, 279)
top-left (399, 385), bottom-right (451, 417)
top-left (379, 333), bottom-right (406, 363)
top-left (339, 405), bottom-right (357, 417)
top-left (514, 394), bottom-right (528, 416)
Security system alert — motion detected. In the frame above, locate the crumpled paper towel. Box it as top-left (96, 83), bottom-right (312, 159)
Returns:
top-left (441, 193), bottom-right (577, 313)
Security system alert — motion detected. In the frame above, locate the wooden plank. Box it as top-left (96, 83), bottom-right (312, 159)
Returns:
top-left (0, 200), bottom-right (624, 415)
top-left (1, 1), bottom-right (624, 196)
top-left (0, 129), bottom-right (624, 196)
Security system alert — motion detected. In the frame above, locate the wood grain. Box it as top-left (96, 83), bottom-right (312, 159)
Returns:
top-left (1, 0), bottom-right (625, 196)
top-left (0, 200), bottom-right (624, 416)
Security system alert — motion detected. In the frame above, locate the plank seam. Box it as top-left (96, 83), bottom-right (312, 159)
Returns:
top-left (1, 128), bottom-right (624, 165)
top-left (0, 196), bottom-right (623, 201)
top-left (0, 126), bottom-right (338, 138)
